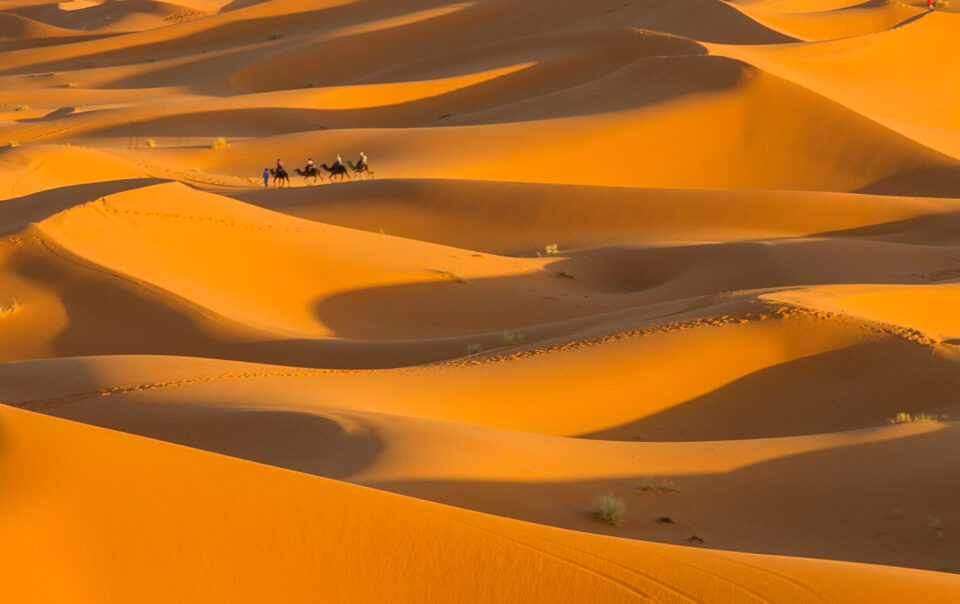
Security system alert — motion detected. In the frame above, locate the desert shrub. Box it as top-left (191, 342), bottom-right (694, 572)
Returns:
top-left (7, 140), bottom-right (19, 148)
top-left (500, 331), bottom-right (524, 346)
top-left (211, 137), bottom-right (229, 149)
top-left (544, 243), bottom-right (559, 255)
top-left (436, 268), bottom-right (464, 282)
top-left (267, 32), bottom-right (283, 41)
top-left (889, 412), bottom-right (941, 424)
top-left (145, 138), bottom-right (157, 148)
top-left (636, 476), bottom-right (680, 493)
top-left (466, 343), bottom-right (482, 354)
top-left (0, 300), bottom-right (21, 316)
top-left (165, 9), bottom-right (204, 24)
top-left (15, 105), bottom-right (29, 112)
top-left (593, 493), bottom-right (626, 526)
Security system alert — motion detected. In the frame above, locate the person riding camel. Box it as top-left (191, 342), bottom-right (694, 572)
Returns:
top-left (332, 154), bottom-right (344, 170)
top-left (357, 151), bottom-right (368, 169)
top-left (305, 158), bottom-right (316, 174)
top-left (275, 158), bottom-right (287, 176)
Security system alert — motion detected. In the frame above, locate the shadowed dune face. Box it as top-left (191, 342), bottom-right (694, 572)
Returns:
top-left (3, 0), bottom-right (960, 599)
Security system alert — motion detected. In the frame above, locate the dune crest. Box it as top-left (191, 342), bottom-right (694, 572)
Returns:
top-left (2, 0), bottom-right (959, 600)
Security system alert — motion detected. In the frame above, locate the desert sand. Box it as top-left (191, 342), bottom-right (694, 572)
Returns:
top-left (1, 0), bottom-right (959, 601)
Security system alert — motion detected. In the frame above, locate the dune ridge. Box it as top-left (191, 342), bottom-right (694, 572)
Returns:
top-left (2, 0), bottom-right (960, 600)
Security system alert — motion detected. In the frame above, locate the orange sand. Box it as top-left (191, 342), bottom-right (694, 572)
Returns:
top-left (1, 0), bottom-right (959, 601)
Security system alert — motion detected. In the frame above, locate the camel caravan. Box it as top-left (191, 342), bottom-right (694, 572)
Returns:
top-left (266, 152), bottom-right (373, 188)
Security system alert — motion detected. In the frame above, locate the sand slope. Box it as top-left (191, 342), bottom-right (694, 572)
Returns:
top-left (2, 0), bottom-right (960, 600)
top-left (5, 403), bottom-right (960, 602)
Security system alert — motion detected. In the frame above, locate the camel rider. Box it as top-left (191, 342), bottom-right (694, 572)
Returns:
top-left (357, 151), bottom-right (368, 169)
top-left (276, 158), bottom-right (287, 176)
top-left (305, 158), bottom-right (315, 174)
top-left (333, 154), bottom-right (344, 170)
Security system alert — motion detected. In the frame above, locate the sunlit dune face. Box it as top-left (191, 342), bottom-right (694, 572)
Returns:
top-left (2, 0), bottom-right (960, 600)
top-left (57, 1), bottom-right (98, 11)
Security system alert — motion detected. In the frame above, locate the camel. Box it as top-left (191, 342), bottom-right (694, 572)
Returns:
top-left (347, 160), bottom-right (374, 179)
top-left (321, 163), bottom-right (350, 182)
top-left (295, 166), bottom-right (320, 185)
top-left (269, 167), bottom-right (290, 188)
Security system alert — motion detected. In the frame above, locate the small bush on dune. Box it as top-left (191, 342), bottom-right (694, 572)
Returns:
top-left (436, 268), bottom-right (464, 282)
top-left (145, 138), bottom-right (157, 148)
top-left (0, 300), bottom-right (21, 317)
top-left (636, 476), bottom-right (680, 493)
top-left (889, 412), bottom-right (942, 424)
top-left (267, 32), bottom-right (284, 41)
top-left (211, 136), bottom-right (229, 149)
top-left (466, 343), bottom-right (482, 354)
top-left (500, 331), bottom-right (524, 346)
top-left (7, 140), bottom-right (19, 148)
top-left (593, 493), bottom-right (626, 526)
top-left (15, 105), bottom-right (29, 112)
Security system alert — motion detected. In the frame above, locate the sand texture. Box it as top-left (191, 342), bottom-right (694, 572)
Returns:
top-left (2, 0), bottom-right (960, 601)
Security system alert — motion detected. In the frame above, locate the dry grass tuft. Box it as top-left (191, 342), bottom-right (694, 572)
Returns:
top-left (436, 268), bottom-right (464, 283)
top-left (593, 493), bottom-right (626, 526)
top-left (889, 412), bottom-right (942, 424)
top-left (636, 476), bottom-right (680, 493)
top-left (0, 300), bottom-right (21, 317)
top-left (500, 331), bottom-right (524, 346)
top-left (211, 137), bottom-right (229, 149)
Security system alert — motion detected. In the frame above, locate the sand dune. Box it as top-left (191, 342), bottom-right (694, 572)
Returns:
top-left (2, 0), bottom-right (960, 600)
top-left (6, 404), bottom-right (960, 602)
top-left (713, 12), bottom-right (960, 156)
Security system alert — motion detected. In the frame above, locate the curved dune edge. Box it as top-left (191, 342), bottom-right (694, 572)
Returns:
top-left (2, 0), bottom-right (960, 596)
top-left (1, 345), bottom-right (958, 572)
top-left (4, 404), bottom-right (960, 603)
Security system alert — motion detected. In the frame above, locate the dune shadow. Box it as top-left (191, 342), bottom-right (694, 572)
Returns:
top-left (82, 53), bottom-right (749, 132)
top-left (6, 242), bottom-right (473, 368)
top-left (0, 178), bottom-right (170, 236)
top-left (580, 340), bottom-right (960, 441)
top-left (808, 211), bottom-right (960, 245)
top-left (1, 227), bottom-right (455, 363)
top-left (366, 424), bottom-right (960, 573)
top-left (0, 0), bottom-right (457, 78)
top-left (312, 272), bottom-right (594, 341)
top-left (0, 33), bottom-right (117, 53)
top-left (312, 237), bottom-right (957, 340)
top-left (858, 166), bottom-right (960, 199)
top-left (10, 397), bottom-right (383, 479)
